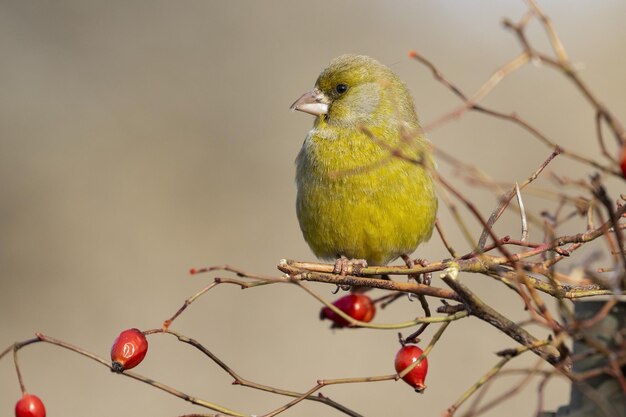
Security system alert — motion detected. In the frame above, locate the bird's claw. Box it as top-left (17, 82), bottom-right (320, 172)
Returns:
top-left (333, 257), bottom-right (368, 276)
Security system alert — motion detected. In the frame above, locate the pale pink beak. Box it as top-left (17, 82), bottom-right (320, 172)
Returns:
top-left (290, 88), bottom-right (329, 116)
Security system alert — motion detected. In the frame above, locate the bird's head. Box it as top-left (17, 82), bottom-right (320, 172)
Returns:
top-left (290, 54), bottom-right (416, 128)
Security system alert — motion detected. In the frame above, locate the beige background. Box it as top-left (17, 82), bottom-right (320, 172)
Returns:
top-left (1, 1), bottom-right (625, 416)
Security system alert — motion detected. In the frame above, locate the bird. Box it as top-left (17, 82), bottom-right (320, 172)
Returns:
top-left (291, 54), bottom-right (438, 274)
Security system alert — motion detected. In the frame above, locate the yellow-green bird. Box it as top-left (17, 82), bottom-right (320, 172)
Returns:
top-left (291, 54), bottom-right (438, 272)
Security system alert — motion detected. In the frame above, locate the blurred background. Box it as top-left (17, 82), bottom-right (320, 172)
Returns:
top-left (1, 1), bottom-right (625, 416)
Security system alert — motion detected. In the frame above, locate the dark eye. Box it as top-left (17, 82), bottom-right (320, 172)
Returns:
top-left (335, 83), bottom-right (348, 94)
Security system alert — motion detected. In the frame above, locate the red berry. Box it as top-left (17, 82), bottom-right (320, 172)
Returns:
top-left (15, 393), bottom-right (46, 417)
top-left (110, 328), bottom-right (148, 372)
top-left (394, 345), bottom-right (428, 392)
top-left (320, 294), bottom-right (376, 327)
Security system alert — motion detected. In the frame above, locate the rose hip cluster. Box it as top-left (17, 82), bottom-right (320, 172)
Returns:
top-left (14, 297), bottom-right (429, 416)
top-left (320, 293), bottom-right (429, 392)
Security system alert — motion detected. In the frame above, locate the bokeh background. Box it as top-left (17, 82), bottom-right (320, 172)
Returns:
top-left (1, 1), bottom-right (625, 416)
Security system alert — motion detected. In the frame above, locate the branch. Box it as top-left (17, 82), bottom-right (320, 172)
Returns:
top-left (439, 266), bottom-right (561, 363)
top-left (478, 148), bottom-right (561, 248)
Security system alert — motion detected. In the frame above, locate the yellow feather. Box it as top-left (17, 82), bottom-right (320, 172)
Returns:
top-left (293, 55), bottom-right (437, 265)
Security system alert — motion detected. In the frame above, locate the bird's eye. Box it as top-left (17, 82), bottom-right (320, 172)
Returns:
top-left (335, 83), bottom-right (348, 94)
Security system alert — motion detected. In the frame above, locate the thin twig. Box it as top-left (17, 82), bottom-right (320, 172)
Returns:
top-left (515, 183), bottom-right (529, 242)
top-left (439, 266), bottom-right (561, 363)
top-left (435, 218), bottom-right (459, 258)
top-left (478, 148), bottom-right (561, 248)
top-left (444, 341), bottom-right (550, 416)
top-left (410, 49), bottom-right (619, 175)
top-left (525, 0), bottom-right (570, 64)
top-left (291, 278), bottom-right (468, 329)
top-left (423, 52), bottom-right (530, 131)
top-left (19, 333), bottom-right (247, 416)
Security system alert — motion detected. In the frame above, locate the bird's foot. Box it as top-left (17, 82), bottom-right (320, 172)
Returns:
top-left (401, 255), bottom-right (432, 286)
top-left (416, 259), bottom-right (432, 286)
top-left (333, 256), bottom-right (368, 276)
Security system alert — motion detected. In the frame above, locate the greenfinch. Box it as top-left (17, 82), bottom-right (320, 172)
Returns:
top-left (291, 54), bottom-right (437, 270)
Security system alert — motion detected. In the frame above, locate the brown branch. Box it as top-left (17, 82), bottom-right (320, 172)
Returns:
top-left (15, 333), bottom-right (247, 416)
top-left (163, 269), bottom-right (290, 329)
top-left (422, 51), bottom-right (530, 131)
top-left (590, 175), bottom-right (626, 281)
top-left (525, 0), bottom-right (569, 64)
top-left (478, 148), bottom-right (561, 248)
top-left (409, 48), bottom-right (620, 175)
top-left (439, 266), bottom-right (561, 363)
top-left (444, 341), bottom-right (550, 416)
top-left (278, 261), bottom-right (459, 301)
top-left (433, 171), bottom-right (516, 263)
top-left (503, 13), bottom-right (626, 148)
top-left (596, 111), bottom-right (620, 164)
top-left (435, 218), bottom-right (460, 258)
top-left (153, 329), bottom-right (364, 417)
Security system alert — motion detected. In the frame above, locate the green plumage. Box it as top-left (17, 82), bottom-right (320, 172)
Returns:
top-left (293, 55), bottom-right (437, 265)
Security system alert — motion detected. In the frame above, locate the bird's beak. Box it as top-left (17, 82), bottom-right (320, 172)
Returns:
top-left (290, 88), bottom-right (329, 116)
